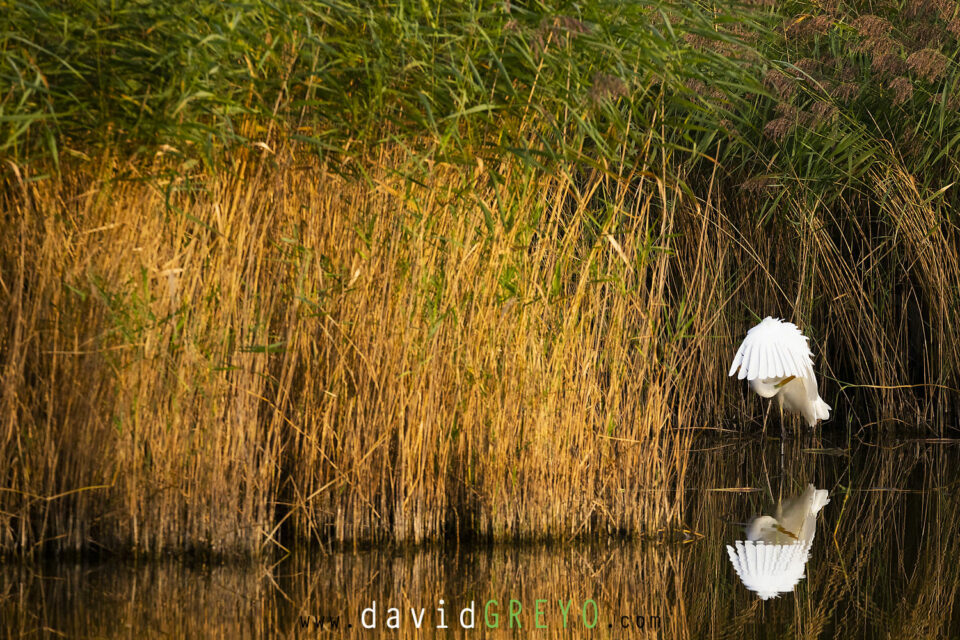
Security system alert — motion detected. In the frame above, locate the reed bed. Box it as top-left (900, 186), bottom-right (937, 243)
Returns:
top-left (4, 0), bottom-right (960, 555)
top-left (0, 147), bottom-right (710, 553)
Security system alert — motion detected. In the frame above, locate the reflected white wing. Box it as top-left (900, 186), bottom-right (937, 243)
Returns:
top-left (728, 317), bottom-right (814, 381)
top-left (726, 540), bottom-right (812, 600)
top-left (778, 484), bottom-right (831, 543)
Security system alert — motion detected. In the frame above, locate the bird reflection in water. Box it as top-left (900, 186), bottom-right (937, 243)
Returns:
top-left (726, 484), bottom-right (829, 600)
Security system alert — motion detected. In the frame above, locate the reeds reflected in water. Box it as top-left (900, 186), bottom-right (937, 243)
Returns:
top-left (683, 434), bottom-right (960, 639)
top-left (2, 434), bottom-right (959, 639)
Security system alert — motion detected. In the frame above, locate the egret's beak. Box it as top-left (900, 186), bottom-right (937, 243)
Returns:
top-left (774, 375), bottom-right (796, 389)
top-left (774, 524), bottom-right (799, 541)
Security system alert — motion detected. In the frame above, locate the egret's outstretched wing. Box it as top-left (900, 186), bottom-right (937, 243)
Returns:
top-left (800, 361), bottom-right (820, 403)
top-left (728, 317), bottom-right (814, 381)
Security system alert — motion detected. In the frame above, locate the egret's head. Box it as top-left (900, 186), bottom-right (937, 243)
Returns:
top-left (745, 515), bottom-right (780, 542)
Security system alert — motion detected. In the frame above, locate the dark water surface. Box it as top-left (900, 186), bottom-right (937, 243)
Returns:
top-left (2, 433), bottom-right (958, 638)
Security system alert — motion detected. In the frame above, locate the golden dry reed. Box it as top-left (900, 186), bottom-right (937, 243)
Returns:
top-left (0, 146), bottom-right (701, 555)
top-left (2, 136), bottom-right (960, 556)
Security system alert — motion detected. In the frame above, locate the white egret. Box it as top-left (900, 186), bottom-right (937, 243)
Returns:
top-left (746, 484), bottom-right (830, 545)
top-left (726, 541), bottom-right (810, 600)
top-left (729, 317), bottom-right (831, 428)
top-left (727, 484), bottom-right (830, 600)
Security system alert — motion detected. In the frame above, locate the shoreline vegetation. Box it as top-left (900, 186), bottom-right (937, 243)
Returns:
top-left (3, 0), bottom-right (960, 556)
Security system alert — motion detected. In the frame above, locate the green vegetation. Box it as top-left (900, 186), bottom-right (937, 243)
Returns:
top-left (3, 0), bottom-right (960, 555)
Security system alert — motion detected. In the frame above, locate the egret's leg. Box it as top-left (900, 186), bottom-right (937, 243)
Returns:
top-left (762, 400), bottom-right (773, 436)
top-left (778, 396), bottom-right (786, 471)
top-left (778, 396), bottom-right (785, 440)
top-left (780, 426), bottom-right (786, 468)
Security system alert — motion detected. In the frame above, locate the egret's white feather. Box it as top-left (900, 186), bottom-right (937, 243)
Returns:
top-left (748, 342), bottom-right (760, 379)
top-left (727, 541), bottom-right (812, 600)
top-left (733, 342), bottom-right (746, 379)
top-left (729, 317), bottom-right (830, 428)
top-left (793, 350), bottom-right (811, 381)
top-left (773, 344), bottom-right (787, 378)
top-left (803, 362), bottom-right (818, 402)
top-left (729, 484), bottom-right (830, 600)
